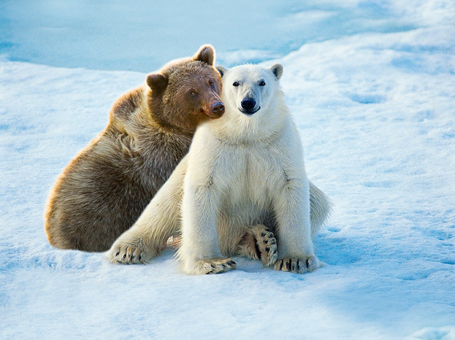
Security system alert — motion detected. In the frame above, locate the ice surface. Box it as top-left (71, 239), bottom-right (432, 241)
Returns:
top-left (4, 0), bottom-right (452, 72)
top-left (1, 1), bottom-right (454, 339)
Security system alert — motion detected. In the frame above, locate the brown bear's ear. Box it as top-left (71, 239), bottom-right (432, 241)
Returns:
top-left (269, 63), bottom-right (283, 80)
top-left (146, 73), bottom-right (169, 93)
top-left (193, 44), bottom-right (215, 65)
top-left (216, 66), bottom-right (228, 78)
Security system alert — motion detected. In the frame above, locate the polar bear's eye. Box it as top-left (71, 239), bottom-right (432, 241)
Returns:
top-left (233, 82), bottom-right (240, 87)
top-left (259, 80), bottom-right (266, 86)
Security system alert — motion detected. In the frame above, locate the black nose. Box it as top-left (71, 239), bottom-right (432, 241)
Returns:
top-left (211, 102), bottom-right (225, 115)
top-left (241, 98), bottom-right (256, 111)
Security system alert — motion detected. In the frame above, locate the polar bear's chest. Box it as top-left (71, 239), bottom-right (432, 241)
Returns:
top-left (218, 146), bottom-right (283, 206)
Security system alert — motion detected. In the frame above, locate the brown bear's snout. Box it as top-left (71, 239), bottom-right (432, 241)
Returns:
top-left (208, 101), bottom-right (225, 118)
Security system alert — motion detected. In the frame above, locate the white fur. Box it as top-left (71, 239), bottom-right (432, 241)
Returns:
top-left (108, 64), bottom-right (330, 274)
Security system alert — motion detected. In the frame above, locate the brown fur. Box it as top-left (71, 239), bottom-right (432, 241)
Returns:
top-left (44, 45), bottom-right (223, 252)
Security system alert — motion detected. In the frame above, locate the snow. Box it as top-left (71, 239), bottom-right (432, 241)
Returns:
top-left (1, 1), bottom-right (454, 339)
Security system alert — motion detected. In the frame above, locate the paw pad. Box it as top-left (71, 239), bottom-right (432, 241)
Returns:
top-left (252, 225), bottom-right (278, 267)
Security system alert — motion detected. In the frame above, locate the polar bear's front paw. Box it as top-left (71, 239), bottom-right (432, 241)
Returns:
top-left (189, 258), bottom-right (236, 275)
top-left (107, 239), bottom-right (155, 264)
top-left (273, 255), bottom-right (321, 274)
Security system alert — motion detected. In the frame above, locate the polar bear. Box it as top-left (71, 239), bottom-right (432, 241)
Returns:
top-left (108, 63), bottom-right (331, 274)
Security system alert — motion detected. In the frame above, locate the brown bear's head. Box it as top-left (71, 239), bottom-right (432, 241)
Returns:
top-left (147, 45), bottom-right (224, 134)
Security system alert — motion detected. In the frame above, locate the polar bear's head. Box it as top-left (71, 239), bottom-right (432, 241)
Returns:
top-left (216, 64), bottom-right (283, 117)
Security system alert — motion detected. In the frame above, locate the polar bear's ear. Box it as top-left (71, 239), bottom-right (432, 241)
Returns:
top-left (216, 66), bottom-right (228, 78)
top-left (269, 63), bottom-right (283, 80)
top-left (146, 73), bottom-right (169, 93)
top-left (194, 44), bottom-right (215, 65)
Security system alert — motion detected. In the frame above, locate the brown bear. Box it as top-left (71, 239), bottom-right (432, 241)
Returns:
top-left (44, 45), bottom-right (226, 252)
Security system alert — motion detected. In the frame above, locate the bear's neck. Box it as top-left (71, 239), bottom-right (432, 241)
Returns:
top-left (206, 105), bottom-right (289, 146)
top-left (147, 92), bottom-right (197, 137)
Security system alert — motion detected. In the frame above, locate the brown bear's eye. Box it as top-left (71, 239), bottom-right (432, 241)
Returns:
top-left (208, 80), bottom-right (215, 88)
top-left (233, 82), bottom-right (239, 87)
top-left (189, 90), bottom-right (198, 97)
top-left (259, 80), bottom-right (266, 86)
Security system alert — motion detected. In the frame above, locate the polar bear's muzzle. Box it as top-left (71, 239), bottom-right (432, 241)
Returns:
top-left (239, 98), bottom-right (260, 115)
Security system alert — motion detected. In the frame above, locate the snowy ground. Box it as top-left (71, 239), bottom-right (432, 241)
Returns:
top-left (1, 1), bottom-right (455, 339)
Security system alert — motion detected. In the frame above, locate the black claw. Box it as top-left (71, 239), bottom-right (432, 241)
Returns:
top-left (138, 255), bottom-right (142, 261)
top-left (115, 252), bottom-right (120, 257)
top-left (122, 254), bottom-right (126, 259)
top-left (265, 247), bottom-right (270, 252)
top-left (263, 240), bottom-right (268, 244)
top-left (260, 232), bottom-right (266, 237)
top-left (271, 239), bottom-right (276, 245)
top-left (292, 261), bottom-right (297, 272)
top-left (279, 260), bottom-right (284, 271)
top-left (273, 250), bottom-right (277, 254)
top-left (254, 240), bottom-right (261, 260)
top-left (285, 260), bottom-right (290, 270)
top-left (306, 259), bottom-right (310, 268)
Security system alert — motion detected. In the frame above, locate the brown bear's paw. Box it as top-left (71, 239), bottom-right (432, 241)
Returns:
top-left (273, 255), bottom-right (322, 274)
top-left (191, 258), bottom-right (236, 275)
top-left (237, 225), bottom-right (278, 267)
top-left (107, 238), bottom-right (156, 265)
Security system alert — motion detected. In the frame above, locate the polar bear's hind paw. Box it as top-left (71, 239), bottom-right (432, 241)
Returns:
top-left (254, 226), bottom-right (278, 267)
top-left (237, 225), bottom-right (278, 267)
